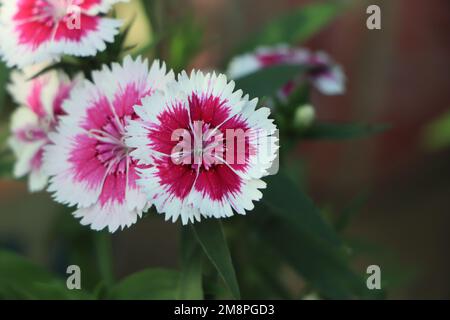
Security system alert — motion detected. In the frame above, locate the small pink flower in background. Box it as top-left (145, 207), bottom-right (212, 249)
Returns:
top-left (44, 56), bottom-right (174, 232)
top-left (126, 71), bottom-right (278, 225)
top-left (0, 0), bottom-right (128, 68)
top-left (8, 67), bottom-right (78, 192)
top-left (227, 44), bottom-right (346, 99)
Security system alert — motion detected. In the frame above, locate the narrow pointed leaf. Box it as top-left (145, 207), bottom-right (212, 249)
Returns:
top-left (178, 227), bottom-right (203, 299)
top-left (263, 171), bottom-right (341, 246)
top-left (192, 220), bottom-right (240, 299)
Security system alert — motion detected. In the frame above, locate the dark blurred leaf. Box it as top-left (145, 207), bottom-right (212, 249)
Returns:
top-left (259, 172), bottom-right (383, 298)
top-left (48, 209), bottom-right (101, 291)
top-left (263, 171), bottom-right (341, 246)
top-left (0, 250), bottom-right (91, 299)
top-left (345, 237), bottom-right (416, 292)
top-left (234, 64), bottom-right (304, 98)
top-left (284, 84), bottom-right (311, 110)
top-left (0, 126), bottom-right (13, 178)
top-left (109, 269), bottom-right (180, 300)
top-left (335, 192), bottom-right (369, 232)
top-left (253, 213), bottom-right (380, 299)
top-left (192, 220), bottom-right (240, 299)
top-left (178, 227), bottom-right (203, 299)
top-left (0, 155), bottom-right (14, 179)
top-left (0, 62), bottom-right (9, 114)
top-left (239, 2), bottom-right (344, 53)
top-left (29, 62), bottom-right (71, 80)
top-left (230, 223), bottom-right (291, 299)
top-left (302, 122), bottom-right (390, 140)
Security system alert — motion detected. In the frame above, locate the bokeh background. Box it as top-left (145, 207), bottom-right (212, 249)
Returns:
top-left (0, 0), bottom-right (449, 299)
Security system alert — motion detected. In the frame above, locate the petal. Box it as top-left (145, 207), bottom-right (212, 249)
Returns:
top-left (28, 168), bottom-right (48, 192)
top-left (0, 1), bottom-right (124, 67)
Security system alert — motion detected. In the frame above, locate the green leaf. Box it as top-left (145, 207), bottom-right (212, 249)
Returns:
top-left (239, 2), bottom-right (344, 53)
top-left (0, 62), bottom-right (9, 114)
top-left (109, 269), bottom-right (180, 300)
top-left (234, 64), bottom-right (304, 98)
top-left (302, 122), bottom-right (390, 140)
top-left (253, 212), bottom-right (378, 299)
top-left (259, 172), bottom-right (383, 298)
top-left (0, 250), bottom-right (91, 299)
top-left (422, 109), bottom-right (450, 150)
top-left (192, 220), bottom-right (240, 299)
top-left (0, 250), bottom-right (55, 297)
top-left (0, 126), bottom-right (14, 178)
top-left (178, 227), bottom-right (203, 300)
top-left (335, 192), bottom-right (369, 232)
top-left (263, 171), bottom-right (341, 246)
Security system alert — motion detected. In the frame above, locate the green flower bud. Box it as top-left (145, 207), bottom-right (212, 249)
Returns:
top-left (294, 104), bottom-right (315, 129)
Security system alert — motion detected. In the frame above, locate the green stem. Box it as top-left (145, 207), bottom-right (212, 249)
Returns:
top-left (95, 232), bottom-right (114, 288)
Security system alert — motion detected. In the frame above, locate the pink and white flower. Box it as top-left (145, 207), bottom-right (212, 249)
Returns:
top-left (7, 66), bottom-right (78, 192)
top-left (227, 45), bottom-right (346, 99)
top-left (44, 56), bottom-right (174, 232)
top-left (0, 0), bottom-right (128, 68)
top-left (126, 71), bottom-right (278, 224)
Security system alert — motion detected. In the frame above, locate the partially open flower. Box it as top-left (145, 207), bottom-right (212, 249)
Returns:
top-left (0, 0), bottom-right (128, 68)
top-left (126, 71), bottom-right (279, 225)
top-left (44, 56), bottom-right (174, 232)
top-left (227, 44), bottom-right (346, 99)
top-left (8, 67), bottom-right (78, 192)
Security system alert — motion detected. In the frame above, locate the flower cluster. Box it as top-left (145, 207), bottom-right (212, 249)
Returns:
top-left (5, 50), bottom-right (279, 232)
top-left (8, 66), bottom-right (80, 191)
top-left (44, 56), bottom-right (174, 232)
top-left (2, 2), bottom-right (346, 233)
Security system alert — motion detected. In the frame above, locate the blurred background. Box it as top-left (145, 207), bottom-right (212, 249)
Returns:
top-left (1, 0), bottom-right (449, 299)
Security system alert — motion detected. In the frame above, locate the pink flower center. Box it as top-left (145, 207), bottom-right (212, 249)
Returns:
top-left (89, 116), bottom-right (130, 175)
top-left (172, 121), bottom-right (225, 171)
top-left (31, 0), bottom-right (78, 27)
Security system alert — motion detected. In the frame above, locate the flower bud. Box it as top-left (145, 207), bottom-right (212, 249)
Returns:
top-left (294, 104), bottom-right (316, 129)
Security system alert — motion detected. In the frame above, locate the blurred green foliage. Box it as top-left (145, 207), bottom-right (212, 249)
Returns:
top-left (238, 2), bottom-right (345, 54)
top-left (0, 250), bottom-right (92, 299)
top-left (423, 110), bottom-right (450, 150)
top-left (0, 62), bottom-right (8, 113)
